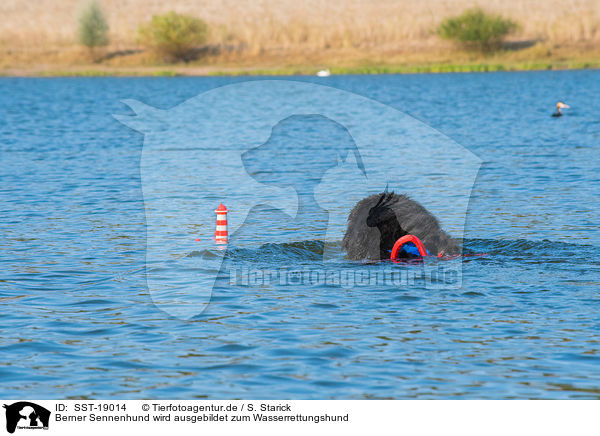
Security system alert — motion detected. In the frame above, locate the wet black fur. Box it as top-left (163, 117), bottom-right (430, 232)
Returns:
top-left (342, 192), bottom-right (460, 260)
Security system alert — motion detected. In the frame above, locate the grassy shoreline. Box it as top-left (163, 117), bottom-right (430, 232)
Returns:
top-left (2, 58), bottom-right (600, 77)
top-left (3, 0), bottom-right (600, 77)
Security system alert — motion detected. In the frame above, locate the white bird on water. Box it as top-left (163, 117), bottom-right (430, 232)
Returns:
top-left (316, 69), bottom-right (331, 77)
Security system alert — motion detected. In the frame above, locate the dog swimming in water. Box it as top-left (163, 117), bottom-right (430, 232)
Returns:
top-left (342, 191), bottom-right (460, 260)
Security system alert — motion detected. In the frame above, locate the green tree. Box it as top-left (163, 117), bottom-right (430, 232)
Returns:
top-left (138, 12), bottom-right (208, 62)
top-left (437, 8), bottom-right (518, 53)
top-left (78, 0), bottom-right (109, 59)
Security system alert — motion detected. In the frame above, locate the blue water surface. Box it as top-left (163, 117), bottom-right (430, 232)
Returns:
top-left (1, 71), bottom-right (599, 399)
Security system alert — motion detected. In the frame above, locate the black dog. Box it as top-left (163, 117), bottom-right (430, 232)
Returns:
top-left (342, 191), bottom-right (460, 260)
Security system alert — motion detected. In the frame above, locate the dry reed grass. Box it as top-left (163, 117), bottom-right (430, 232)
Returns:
top-left (1, 0), bottom-right (599, 66)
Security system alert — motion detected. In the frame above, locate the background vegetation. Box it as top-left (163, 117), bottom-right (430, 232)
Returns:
top-left (437, 8), bottom-right (517, 52)
top-left (1, 0), bottom-right (599, 74)
top-left (77, 0), bottom-right (109, 59)
top-left (137, 12), bottom-right (208, 62)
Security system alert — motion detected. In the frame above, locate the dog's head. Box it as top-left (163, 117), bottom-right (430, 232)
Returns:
top-left (366, 192), bottom-right (397, 227)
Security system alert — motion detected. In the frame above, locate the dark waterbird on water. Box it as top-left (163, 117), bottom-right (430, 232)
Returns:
top-left (552, 101), bottom-right (570, 117)
top-left (342, 191), bottom-right (460, 260)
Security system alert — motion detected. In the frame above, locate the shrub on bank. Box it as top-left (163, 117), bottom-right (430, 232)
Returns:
top-left (77, 0), bottom-right (109, 59)
top-left (437, 8), bottom-right (518, 52)
top-left (138, 12), bottom-right (208, 62)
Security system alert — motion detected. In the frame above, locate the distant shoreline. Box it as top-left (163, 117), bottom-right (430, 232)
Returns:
top-left (2, 59), bottom-right (600, 77)
top-left (3, 0), bottom-right (600, 78)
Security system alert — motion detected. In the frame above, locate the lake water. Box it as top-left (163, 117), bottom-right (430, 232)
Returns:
top-left (1, 71), bottom-right (599, 399)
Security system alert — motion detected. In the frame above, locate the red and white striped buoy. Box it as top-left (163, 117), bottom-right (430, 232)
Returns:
top-left (214, 203), bottom-right (228, 245)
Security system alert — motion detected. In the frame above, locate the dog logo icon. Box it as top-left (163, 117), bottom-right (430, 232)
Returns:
top-left (3, 402), bottom-right (50, 434)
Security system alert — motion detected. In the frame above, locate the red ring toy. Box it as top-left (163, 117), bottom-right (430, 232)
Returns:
top-left (390, 234), bottom-right (429, 260)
